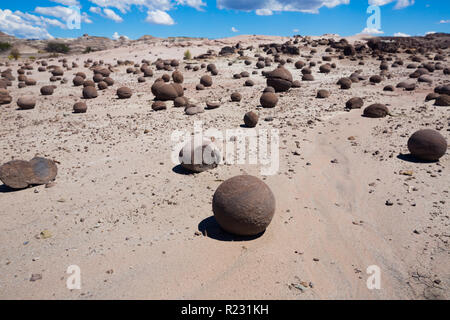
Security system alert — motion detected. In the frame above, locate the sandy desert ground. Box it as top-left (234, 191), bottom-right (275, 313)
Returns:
top-left (0, 34), bottom-right (448, 300)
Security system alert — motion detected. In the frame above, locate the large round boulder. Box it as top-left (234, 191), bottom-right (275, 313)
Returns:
top-left (212, 175), bottom-right (276, 236)
top-left (407, 129), bottom-right (447, 161)
top-left (363, 104), bottom-right (389, 118)
top-left (266, 67), bottom-right (293, 92)
top-left (17, 96), bottom-right (36, 110)
top-left (117, 87), bottom-right (132, 99)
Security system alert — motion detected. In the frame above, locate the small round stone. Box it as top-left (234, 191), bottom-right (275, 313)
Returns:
top-left (117, 87), bottom-right (132, 99)
top-left (73, 102), bottom-right (87, 113)
top-left (244, 111), bottom-right (258, 128)
top-left (179, 139), bottom-right (221, 173)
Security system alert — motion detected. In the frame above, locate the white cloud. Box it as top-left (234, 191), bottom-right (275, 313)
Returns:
top-left (394, 32), bottom-right (410, 37)
top-left (425, 31), bottom-right (436, 35)
top-left (217, 0), bottom-right (350, 14)
top-left (89, 7), bottom-right (102, 14)
top-left (112, 31), bottom-right (129, 40)
top-left (103, 8), bottom-right (123, 22)
top-left (35, 6), bottom-right (91, 24)
top-left (146, 10), bottom-right (175, 25)
top-left (0, 9), bottom-right (54, 39)
top-left (50, 0), bottom-right (80, 5)
top-left (293, 28), bottom-right (300, 33)
top-left (360, 27), bottom-right (384, 34)
top-left (439, 19), bottom-right (450, 24)
top-left (231, 26), bottom-right (238, 32)
top-left (368, 0), bottom-right (415, 9)
top-left (176, 0), bottom-right (206, 11)
top-left (256, 9), bottom-right (273, 16)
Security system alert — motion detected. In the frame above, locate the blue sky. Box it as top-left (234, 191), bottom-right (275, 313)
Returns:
top-left (0, 0), bottom-right (448, 40)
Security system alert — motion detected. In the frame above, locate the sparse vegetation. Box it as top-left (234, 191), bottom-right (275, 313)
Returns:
top-left (0, 42), bottom-right (12, 52)
top-left (10, 48), bottom-right (20, 60)
top-left (83, 46), bottom-right (94, 54)
top-left (29, 56), bottom-right (36, 61)
top-left (46, 42), bottom-right (70, 54)
top-left (184, 50), bottom-right (192, 60)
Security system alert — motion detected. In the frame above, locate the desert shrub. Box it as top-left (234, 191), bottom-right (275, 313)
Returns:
top-left (46, 42), bottom-right (70, 54)
top-left (184, 50), bottom-right (192, 60)
top-left (10, 48), bottom-right (20, 60)
top-left (0, 42), bottom-right (11, 52)
top-left (83, 46), bottom-right (93, 54)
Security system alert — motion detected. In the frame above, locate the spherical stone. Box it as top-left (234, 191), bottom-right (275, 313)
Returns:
top-left (0, 160), bottom-right (34, 189)
top-left (244, 111), bottom-right (258, 128)
top-left (172, 71), bottom-right (184, 83)
top-left (435, 85), bottom-right (450, 95)
top-left (266, 67), bottom-right (293, 92)
top-left (263, 86), bottom-right (275, 93)
top-left (25, 78), bottom-right (36, 86)
top-left (295, 61), bottom-right (305, 69)
top-left (244, 79), bottom-right (254, 87)
top-left (363, 104), bottom-right (389, 118)
top-left (17, 96), bottom-right (36, 110)
top-left (206, 101), bottom-right (221, 110)
top-left (117, 87), bottom-right (132, 99)
top-left (383, 85), bottom-right (395, 91)
top-left (260, 92), bottom-right (278, 108)
top-left (338, 77), bottom-right (352, 89)
top-left (40, 85), bottom-right (54, 96)
top-left (425, 93), bottom-right (440, 102)
top-left (231, 92), bottom-right (242, 102)
top-left (155, 83), bottom-right (180, 101)
top-left (171, 83), bottom-right (184, 97)
top-left (83, 80), bottom-right (95, 87)
top-left (302, 74), bottom-right (315, 81)
top-left (98, 81), bottom-right (108, 90)
top-left (196, 84), bottom-right (205, 91)
top-left (73, 101), bottom-right (87, 113)
top-left (301, 68), bottom-right (312, 75)
top-left (28, 157), bottom-right (57, 185)
top-left (435, 95), bottom-right (450, 107)
top-left (319, 64), bottom-right (331, 73)
top-left (316, 89), bottom-right (330, 99)
top-left (174, 96), bottom-right (188, 107)
top-left (343, 45), bottom-right (356, 56)
top-left (152, 101), bottom-right (167, 111)
top-left (104, 77), bottom-right (114, 86)
top-left (75, 72), bottom-right (86, 79)
top-left (240, 71), bottom-right (250, 78)
top-left (370, 75), bottom-right (383, 84)
top-left (200, 75), bottom-right (212, 87)
top-left (83, 86), bottom-right (98, 99)
top-left (0, 88), bottom-right (12, 105)
top-left (256, 61), bottom-right (265, 69)
top-left (212, 175), bottom-right (276, 236)
top-left (162, 74), bottom-right (171, 82)
top-left (138, 77), bottom-right (146, 83)
top-left (291, 80), bottom-right (301, 88)
top-left (408, 129), bottom-right (447, 161)
top-left (179, 139), bottom-right (221, 173)
top-left (93, 73), bottom-right (103, 83)
top-left (346, 97), bottom-right (364, 109)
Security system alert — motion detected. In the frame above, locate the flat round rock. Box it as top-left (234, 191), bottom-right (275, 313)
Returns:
top-left (29, 157), bottom-right (58, 185)
top-left (0, 160), bottom-right (34, 189)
